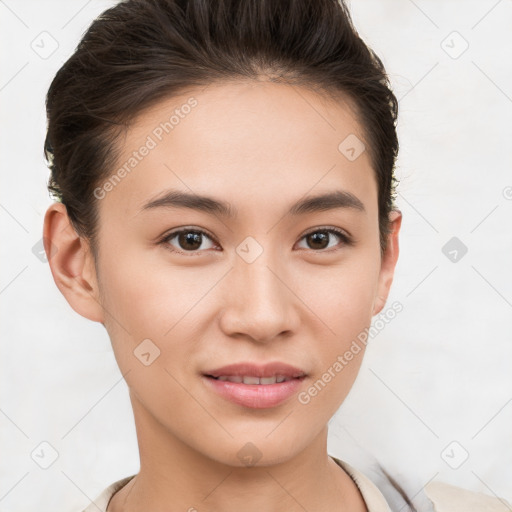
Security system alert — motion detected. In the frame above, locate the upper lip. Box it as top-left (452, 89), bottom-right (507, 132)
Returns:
top-left (204, 362), bottom-right (307, 379)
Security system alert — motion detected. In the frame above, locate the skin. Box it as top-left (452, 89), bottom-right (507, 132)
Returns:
top-left (44, 80), bottom-right (401, 512)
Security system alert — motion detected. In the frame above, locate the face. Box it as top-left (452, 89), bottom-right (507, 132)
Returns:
top-left (46, 80), bottom-right (401, 467)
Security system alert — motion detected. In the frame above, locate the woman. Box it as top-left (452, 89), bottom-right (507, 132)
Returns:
top-left (42, 0), bottom-right (510, 510)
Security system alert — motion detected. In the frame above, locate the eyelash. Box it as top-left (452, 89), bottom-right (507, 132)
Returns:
top-left (158, 226), bottom-right (353, 256)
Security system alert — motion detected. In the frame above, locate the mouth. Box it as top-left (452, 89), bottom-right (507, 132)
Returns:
top-left (204, 375), bottom-right (302, 385)
top-left (203, 361), bottom-right (307, 380)
top-left (201, 362), bottom-right (308, 409)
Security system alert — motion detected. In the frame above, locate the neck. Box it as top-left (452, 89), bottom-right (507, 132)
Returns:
top-left (108, 391), bottom-right (367, 512)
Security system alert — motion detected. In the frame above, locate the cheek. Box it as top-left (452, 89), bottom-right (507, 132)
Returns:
top-left (304, 254), bottom-right (380, 337)
top-left (298, 252), bottom-right (380, 400)
top-left (98, 245), bottom-right (194, 332)
top-left (97, 253), bottom-right (194, 415)
top-left (96, 245), bottom-right (213, 386)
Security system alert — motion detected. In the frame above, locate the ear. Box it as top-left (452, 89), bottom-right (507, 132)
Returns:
top-left (43, 202), bottom-right (105, 323)
top-left (372, 209), bottom-right (402, 316)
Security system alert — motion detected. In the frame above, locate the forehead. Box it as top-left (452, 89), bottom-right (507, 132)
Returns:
top-left (97, 80), bottom-right (376, 223)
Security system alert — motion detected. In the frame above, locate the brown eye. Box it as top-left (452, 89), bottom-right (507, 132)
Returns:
top-left (297, 228), bottom-right (351, 251)
top-left (177, 231), bottom-right (203, 250)
top-left (162, 229), bottom-right (217, 254)
top-left (306, 231), bottom-right (330, 250)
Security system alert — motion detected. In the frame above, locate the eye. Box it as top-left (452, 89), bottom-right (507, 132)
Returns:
top-left (160, 228), bottom-right (218, 255)
top-left (159, 226), bottom-right (353, 256)
top-left (296, 227), bottom-right (352, 252)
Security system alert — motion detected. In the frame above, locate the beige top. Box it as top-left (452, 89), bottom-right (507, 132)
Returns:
top-left (80, 456), bottom-right (511, 512)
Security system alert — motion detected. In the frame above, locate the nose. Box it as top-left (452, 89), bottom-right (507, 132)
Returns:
top-left (218, 251), bottom-right (301, 344)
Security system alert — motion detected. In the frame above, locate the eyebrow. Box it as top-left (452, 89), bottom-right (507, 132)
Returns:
top-left (140, 189), bottom-right (365, 217)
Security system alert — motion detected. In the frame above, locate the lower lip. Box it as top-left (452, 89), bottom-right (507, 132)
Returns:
top-left (202, 375), bottom-right (306, 409)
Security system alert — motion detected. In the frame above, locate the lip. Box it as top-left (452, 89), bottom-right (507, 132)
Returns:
top-left (201, 361), bottom-right (308, 409)
top-left (202, 374), bottom-right (307, 409)
top-left (203, 362), bottom-right (307, 379)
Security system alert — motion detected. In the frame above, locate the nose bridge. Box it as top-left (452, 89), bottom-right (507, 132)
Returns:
top-left (220, 242), bottom-right (297, 341)
top-left (240, 244), bottom-right (288, 307)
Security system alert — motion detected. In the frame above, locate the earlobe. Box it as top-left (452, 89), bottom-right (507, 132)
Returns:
top-left (372, 210), bottom-right (402, 316)
top-left (43, 202), bottom-right (105, 323)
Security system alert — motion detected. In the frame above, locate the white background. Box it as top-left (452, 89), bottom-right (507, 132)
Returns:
top-left (1, 1), bottom-right (511, 511)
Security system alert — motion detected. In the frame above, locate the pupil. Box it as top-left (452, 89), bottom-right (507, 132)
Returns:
top-left (180, 232), bottom-right (201, 250)
top-left (309, 232), bottom-right (328, 249)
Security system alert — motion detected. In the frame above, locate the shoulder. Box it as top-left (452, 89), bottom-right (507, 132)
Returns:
top-left (424, 480), bottom-right (512, 512)
top-left (331, 455), bottom-right (511, 512)
top-left (80, 475), bottom-right (136, 512)
top-left (332, 457), bottom-right (394, 511)
top-left (80, 466), bottom-right (512, 512)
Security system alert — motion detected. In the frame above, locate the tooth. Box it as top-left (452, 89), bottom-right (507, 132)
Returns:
top-left (243, 376), bottom-right (260, 385)
top-left (214, 375), bottom-right (291, 384)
